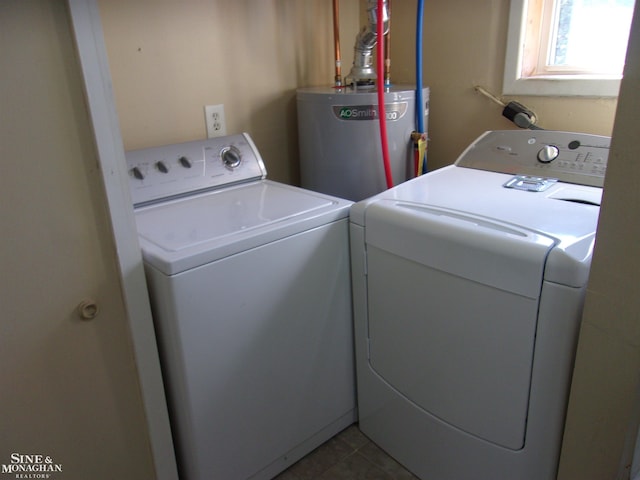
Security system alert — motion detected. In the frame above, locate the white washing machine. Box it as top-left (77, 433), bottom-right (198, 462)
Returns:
top-left (126, 133), bottom-right (356, 480)
top-left (350, 130), bottom-right (609, 480)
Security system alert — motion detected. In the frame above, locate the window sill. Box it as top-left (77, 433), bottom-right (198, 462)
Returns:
top-left (502, 75), bottom-right (622, 98)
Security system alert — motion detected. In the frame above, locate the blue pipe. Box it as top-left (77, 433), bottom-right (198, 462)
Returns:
top-left (416, 0), bottom-right (426, 173)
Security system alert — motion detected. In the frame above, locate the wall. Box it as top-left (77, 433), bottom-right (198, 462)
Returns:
top-left (0, 1), bottom-right (162, 478)
top-left (388, 0), bottom-right (618, 170)
top-left (98, 0), bottom-right (360, 185)
top-left (100, 0), bottom-right (620, 178)
top-left (557, 2), bottom-right (640, 477)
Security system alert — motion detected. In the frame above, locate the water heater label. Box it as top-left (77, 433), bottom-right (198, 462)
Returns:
top-left (333, 102), bottom-right (408, 121)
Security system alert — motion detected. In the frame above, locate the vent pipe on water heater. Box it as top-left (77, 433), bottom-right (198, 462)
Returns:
top-left (344, 0), bottom-right (389, 87)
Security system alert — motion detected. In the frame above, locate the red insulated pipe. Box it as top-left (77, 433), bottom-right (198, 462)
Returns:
top-left (376, 0), bottom-right (393, 189)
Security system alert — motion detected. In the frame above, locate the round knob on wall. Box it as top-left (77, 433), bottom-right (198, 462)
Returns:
top-left (77, 299), bottom-right (99, 320)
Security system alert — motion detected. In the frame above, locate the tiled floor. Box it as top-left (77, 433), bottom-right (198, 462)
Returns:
top-left (274, 424), bottom-right (418, 480)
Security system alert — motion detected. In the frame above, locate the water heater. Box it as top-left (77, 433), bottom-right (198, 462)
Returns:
top-left (297, 85), bottom-right (429, 201)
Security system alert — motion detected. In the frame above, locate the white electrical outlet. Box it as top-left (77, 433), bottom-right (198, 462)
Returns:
top-left (204, 104), bottom-right (227, 138)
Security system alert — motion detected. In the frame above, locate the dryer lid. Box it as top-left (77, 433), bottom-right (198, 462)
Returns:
top-left (352, 165), bottom-right (600, 287)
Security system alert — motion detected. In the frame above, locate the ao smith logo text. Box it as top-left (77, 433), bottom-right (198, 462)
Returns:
top-left (333, 102), bottom-right (408, 121)
top-left (1, 453), bottom-right (63, 479)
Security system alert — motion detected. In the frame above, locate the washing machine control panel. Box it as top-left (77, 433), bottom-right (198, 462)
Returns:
top-left (456, 130), bottom-right (610, 187)
top-left (125, 133), bottom-right (267, 206)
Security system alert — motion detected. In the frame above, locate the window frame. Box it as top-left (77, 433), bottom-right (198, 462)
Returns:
top-left (503, 0), bottom-right (624, 97)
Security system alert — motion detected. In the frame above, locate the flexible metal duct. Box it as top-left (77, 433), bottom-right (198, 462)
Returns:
top-left (345, 0), bottom-right (389, 85)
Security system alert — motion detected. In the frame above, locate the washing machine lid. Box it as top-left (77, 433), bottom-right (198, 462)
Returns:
top-left (135, 180), bottom-right (351, 275)
top-left (353, 165), bottom-right (601, 287)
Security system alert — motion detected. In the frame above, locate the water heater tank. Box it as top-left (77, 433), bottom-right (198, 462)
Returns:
top-left (297, 85), bottom-right (429, 201)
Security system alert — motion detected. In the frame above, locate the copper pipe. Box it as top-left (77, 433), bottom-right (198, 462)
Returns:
top-left (333, 0), bottom-right (342, 87)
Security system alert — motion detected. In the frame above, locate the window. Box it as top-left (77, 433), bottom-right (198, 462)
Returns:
top-left (503, 0), bottom-right (636, 97)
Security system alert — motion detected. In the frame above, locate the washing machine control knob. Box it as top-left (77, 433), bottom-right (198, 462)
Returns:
top-left (221, 146), bottom-right (241, 169)
top-left (156, 160), bottom-right (169, 173)
top-left (537, 145), bottom-right (559, 163)
top-left (179, 156), bottom-right (192, 168)
top-left (131, 166), bottom-right (144, 180)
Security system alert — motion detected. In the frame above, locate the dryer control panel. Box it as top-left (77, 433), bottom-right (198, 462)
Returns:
top-left (456, 130), bottom-right (610, 187)
top-left (126, 133), bottom-right (267, 206)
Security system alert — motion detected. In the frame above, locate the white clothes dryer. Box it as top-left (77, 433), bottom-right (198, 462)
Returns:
top-left (126, 133), bottom-right (356, 480)
top-left (349, 130), bottom-right (609, 480)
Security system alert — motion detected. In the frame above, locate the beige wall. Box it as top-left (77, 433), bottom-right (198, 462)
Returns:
top-left (98, 0), bottom-right (359, 185)
top-left (0, 1), bottom-right (160, 477)
top-left (100, 0), bottom-right (619, 176)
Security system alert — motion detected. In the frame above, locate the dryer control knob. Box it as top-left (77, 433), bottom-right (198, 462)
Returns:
top-left (537, 145), bottom-right (560, 163)
top-left (221, 146), bottom-right (241, 169)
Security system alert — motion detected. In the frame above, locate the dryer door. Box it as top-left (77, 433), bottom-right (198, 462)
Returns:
top-left (363, 201), bottom-right (555, 450)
